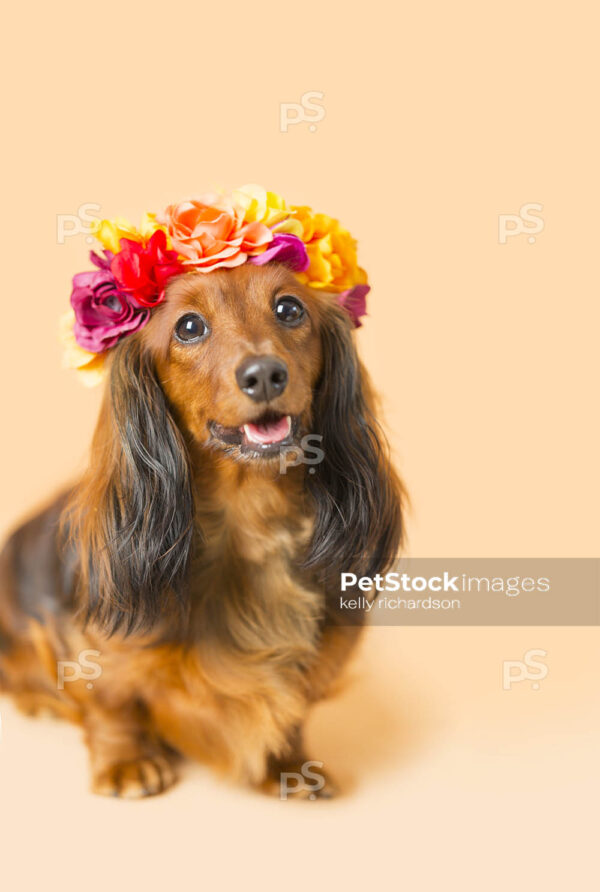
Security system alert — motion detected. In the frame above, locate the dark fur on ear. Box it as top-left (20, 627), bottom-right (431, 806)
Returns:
top-left (305, 302), bottom-right (403, 585)
top-left (64, 337), bottom-right (195, 636)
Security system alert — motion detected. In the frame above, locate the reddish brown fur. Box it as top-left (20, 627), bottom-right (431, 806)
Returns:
top-left (0, 264), bottom-right (403, 798)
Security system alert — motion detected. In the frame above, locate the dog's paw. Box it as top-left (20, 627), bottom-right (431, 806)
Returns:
top-left (91, 755), bottom-right (177, 799)
top-left (14, 692), bottom-right (78, 721)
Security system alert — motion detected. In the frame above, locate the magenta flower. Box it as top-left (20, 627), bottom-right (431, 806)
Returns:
top-left (70, 251), bottom-right (149, 353)
top-left (248, 234), bottom-right (309, 271)
top-left (337, 284), bottom-right (370, 328)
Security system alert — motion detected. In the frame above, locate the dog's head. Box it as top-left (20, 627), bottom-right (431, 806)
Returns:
top-left (69, 263), bottom-right (403, 634)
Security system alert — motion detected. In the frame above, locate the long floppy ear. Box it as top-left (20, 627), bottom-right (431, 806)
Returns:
top-left (305, 301), bottom-right (404, 584)
top-left (64, 336), bottom-right (195, 636)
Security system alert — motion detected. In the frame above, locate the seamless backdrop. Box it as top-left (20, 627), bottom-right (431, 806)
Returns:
top-left (0, 3), bottom-right (598, 891)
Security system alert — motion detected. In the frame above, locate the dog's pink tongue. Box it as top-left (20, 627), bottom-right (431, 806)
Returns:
top-left (243, 415), bottom-right (291, 445)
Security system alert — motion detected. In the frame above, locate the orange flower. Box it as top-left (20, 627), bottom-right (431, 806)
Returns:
top-left (160, 195), bottom-right (273, 271)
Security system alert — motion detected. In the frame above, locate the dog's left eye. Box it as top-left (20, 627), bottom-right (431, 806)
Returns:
top-left (275, 296), bottom-right (305, 326)
top-left (174, 313), bottom-right (208, 344)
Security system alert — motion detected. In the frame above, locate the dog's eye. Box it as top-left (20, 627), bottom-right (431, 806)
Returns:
top-left (174, 313), bottom-right (208, 344)
top-left (275, 296), bottom-right (305, 326)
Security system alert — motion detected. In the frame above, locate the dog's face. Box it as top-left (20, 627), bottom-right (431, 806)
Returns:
top-left (143, 264), bottom-right (324, 461)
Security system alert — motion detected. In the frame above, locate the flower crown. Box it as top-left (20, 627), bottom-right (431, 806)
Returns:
top-left (61, 184), bottom-right (370, 385)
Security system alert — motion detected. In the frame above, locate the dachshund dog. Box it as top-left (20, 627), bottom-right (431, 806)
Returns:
top-left (0, 262), bottom-right (403, 798)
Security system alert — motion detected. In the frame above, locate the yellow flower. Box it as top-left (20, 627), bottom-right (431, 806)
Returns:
top-left (59, 310), bottom-right (106, 387)
top-left (227, 188), bottom-right (367, 292)
top-left (292, 212), bottom-right (367, 292)
top-left (273, 204), bottom-right (313, 240)
top-left (232, 184), bottom-right (293, 229)
top-left (92, 213), bottom-right (166, 253)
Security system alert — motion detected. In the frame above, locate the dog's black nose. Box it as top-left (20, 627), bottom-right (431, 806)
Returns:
top-left (236, 356), bottom-right (288, 402)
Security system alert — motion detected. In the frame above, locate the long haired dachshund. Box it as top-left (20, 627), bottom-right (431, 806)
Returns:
top-left (0, 262), bottom-right (403, 798)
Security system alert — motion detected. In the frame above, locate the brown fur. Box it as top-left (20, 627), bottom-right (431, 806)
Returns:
top-left (0, 264), bottom-right (403, 798)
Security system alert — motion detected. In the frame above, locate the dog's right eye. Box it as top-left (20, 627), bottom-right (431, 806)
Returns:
top-left (174, 313), bottom-right (209, 344)
top-left (275, 296), bottom-right (305, 326)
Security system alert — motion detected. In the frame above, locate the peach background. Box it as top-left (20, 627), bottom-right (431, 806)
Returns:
top-left (0, 1), bottom-right (598, 890)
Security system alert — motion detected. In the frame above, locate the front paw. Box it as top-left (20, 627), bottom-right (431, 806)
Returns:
top-left (262, 759), bottom-right (339, 800)
top-left (91, 755), bottom-right (177, 799)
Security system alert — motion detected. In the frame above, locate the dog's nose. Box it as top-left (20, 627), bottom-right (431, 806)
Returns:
top-left (235, 355), bottom-right (288, 402)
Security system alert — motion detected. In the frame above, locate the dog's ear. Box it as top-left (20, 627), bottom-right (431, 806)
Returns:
top-left (305, 300), bottom-right (404, 584)
top-left (64, 336), bottom-right (195, 636)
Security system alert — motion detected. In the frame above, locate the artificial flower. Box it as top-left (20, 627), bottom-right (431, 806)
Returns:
top-left (70, 250), bottom-right (149, 353)
top-left (92, 213), bottom-right (165, 254)
top-left (273, 204), bottom-right (314, 240)
top-left (248, 234), bottom-right (309, 271)
top-left (272, 206), bottom-right (367, 292)
top-left (111, 230), bottom-right (184, 307)
top-left (62, 186), bottom-right (371, 385)
top-left (297, 218), bottom-right (367, 292)
top-left (59, 310), bottom-right (107, 386)
top-left (337, 284), bottom-right (370, 328)
top-left (160, 195), bottom-right (273, 271)
top-left (232, 184), bottom-right (292, 229)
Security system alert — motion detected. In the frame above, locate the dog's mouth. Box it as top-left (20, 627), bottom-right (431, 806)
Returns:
top-left (209, 412), bottom-right (297, 457)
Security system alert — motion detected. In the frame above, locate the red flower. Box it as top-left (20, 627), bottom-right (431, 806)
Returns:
top-left (110, 230), bottom-right (184, 307)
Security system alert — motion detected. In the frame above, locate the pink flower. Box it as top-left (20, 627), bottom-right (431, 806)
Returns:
top-left (248, 234), bottom-right (309, 271)
top-left (110, 230), bottom-right (184, 307)
top-left (70, 251), bottom-right (149, 353)
top-left (160, 195), bottom-right (273, 271)
top-left (337, 284), bottom-right (370, 328)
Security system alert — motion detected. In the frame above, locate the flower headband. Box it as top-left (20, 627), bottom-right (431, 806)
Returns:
top-left (60, 184), bottom-right (370, 386)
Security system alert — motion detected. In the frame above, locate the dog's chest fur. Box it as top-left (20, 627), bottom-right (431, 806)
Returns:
top-left (142, 468), bottom-right (324, 780)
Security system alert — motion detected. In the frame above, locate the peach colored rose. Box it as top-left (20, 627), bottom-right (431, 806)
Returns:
top-left (160, 195), bottom-right (273, 271)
